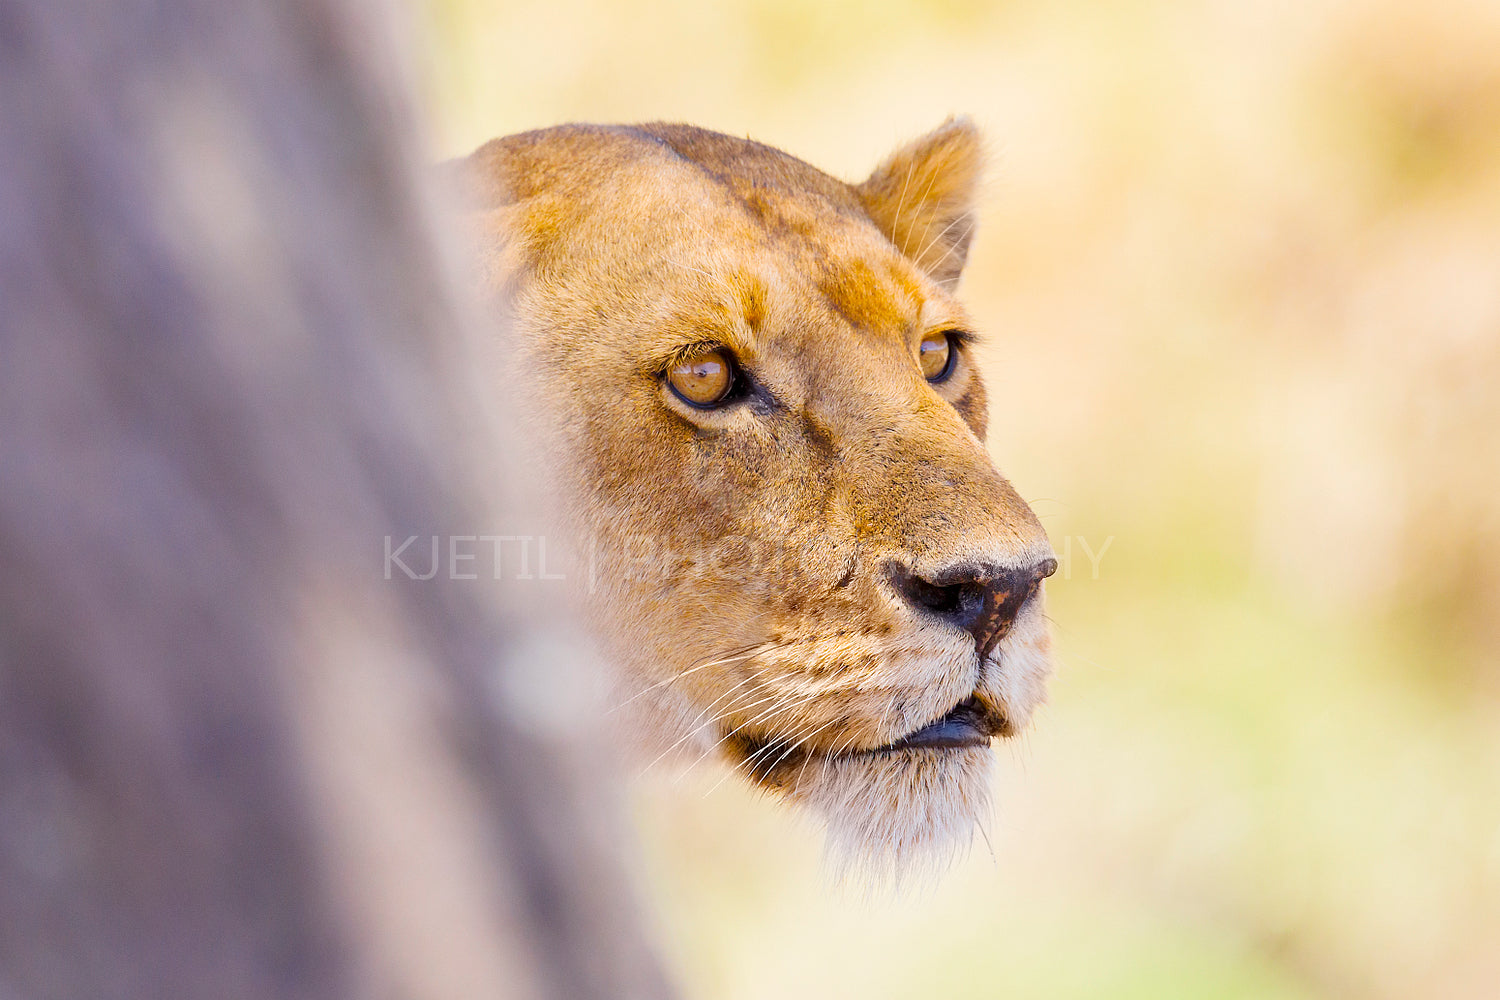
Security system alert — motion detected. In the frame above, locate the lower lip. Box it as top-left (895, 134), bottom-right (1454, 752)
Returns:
top-left (882, 718), bottom-right (990, 750)
top-left (868, 698), bottom-right (996, 752)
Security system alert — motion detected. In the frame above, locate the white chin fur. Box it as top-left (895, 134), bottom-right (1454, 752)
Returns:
top-left (785, 744), bottom-right (995, 887)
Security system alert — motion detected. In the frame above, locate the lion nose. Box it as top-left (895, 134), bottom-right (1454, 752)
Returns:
top-left (890, 557), bottom-right (1057, 658)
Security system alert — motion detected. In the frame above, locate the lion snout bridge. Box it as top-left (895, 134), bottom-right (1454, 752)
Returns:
top-left (889, 557), bottom-right (1057, 658)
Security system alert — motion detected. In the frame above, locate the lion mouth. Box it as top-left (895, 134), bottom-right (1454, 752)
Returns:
top-left (865, 695), bottom-right (1005, 753)
top-left (729, 695), bottom-right (1007, 786)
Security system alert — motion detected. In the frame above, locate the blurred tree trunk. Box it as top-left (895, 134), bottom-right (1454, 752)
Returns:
top-left (0, 2), bottom-right (673, 999)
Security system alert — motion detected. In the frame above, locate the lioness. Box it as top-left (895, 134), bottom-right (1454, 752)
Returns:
top-left (455, 119), bottom-right (1055, 877)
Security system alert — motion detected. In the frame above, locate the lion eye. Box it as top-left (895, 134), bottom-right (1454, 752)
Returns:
top-left (919, 332), bottom-right (956, 382)
top-left (666, 349), bottom-right (735, 407)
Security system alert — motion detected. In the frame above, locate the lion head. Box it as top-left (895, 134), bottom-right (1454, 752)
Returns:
top-left (456, 119), bottom-right (1055, 878)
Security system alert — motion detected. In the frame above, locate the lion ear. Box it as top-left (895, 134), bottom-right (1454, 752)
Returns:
top-left (856, 117), bottom-right (983, 288)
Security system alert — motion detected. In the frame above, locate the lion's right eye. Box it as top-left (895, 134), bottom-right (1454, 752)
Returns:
top-left (666, 349), bottom-right (735, 408)
top-left (919, 331), bottom-right (956, 382)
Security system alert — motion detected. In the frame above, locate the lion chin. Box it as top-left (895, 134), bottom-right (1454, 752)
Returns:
top-left (785, 745), bottom-right (997, 885)
top-left (454, 117), bottom-right (1056, 882)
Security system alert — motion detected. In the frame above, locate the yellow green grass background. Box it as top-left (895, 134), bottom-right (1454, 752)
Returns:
top-left (417, 2), bottom-right (1500, 996)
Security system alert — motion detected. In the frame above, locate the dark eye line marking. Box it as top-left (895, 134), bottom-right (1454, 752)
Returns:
top-left (661, 347), bottom-right (785, 414)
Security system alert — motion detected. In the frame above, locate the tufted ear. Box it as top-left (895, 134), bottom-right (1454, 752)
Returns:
top-left (856, 117), bottom-right (983, 288)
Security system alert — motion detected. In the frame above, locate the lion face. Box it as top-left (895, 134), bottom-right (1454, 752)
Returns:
top-left (459, 120), bottom-right (1055, 877)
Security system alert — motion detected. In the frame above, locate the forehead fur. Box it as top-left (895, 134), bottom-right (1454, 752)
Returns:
top-left (460, 124), bottom-right (948, 331)
top-left (468, 123), bottom-right (868, 220)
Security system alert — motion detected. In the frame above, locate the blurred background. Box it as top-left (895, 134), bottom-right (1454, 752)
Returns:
top-left (416, 1), bottom-right (1500, 997)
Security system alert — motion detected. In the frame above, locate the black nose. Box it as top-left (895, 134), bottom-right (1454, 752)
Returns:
top-left (890, 557), bottom-right (1057, 658)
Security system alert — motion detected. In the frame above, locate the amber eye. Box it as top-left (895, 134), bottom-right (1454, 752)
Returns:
top-left (666, 349), bottom-right (735, 407)
top-left (919, 331), bottom-right (956, 381)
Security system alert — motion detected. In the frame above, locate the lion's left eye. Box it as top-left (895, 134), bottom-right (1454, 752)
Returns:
top-left (919, 332), bottom-right (956, 382)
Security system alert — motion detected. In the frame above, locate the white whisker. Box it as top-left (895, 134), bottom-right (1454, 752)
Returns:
top-left (607, 640), bottom-right (771, 714)
top-left (912, 214), bottom-right (973, 274)
top-left (635, 672), bottom-right (791, 779)
top-left (900, 165), bottom-right (943, 259)
top-left (893, 157), bottom-right (917, 256)
top-left (665, 682), bottom-right (810, 783)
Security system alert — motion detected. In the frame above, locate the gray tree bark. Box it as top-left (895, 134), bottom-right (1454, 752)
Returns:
top-left (0, 2), bottom-right (673, 998)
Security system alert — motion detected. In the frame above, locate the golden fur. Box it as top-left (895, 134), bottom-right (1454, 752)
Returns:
top-left (454, 120), bottom-right (1054, 878)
